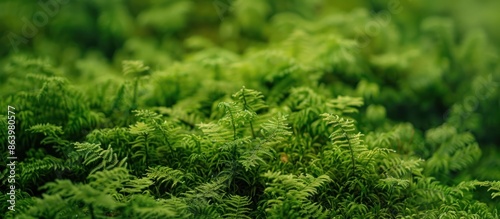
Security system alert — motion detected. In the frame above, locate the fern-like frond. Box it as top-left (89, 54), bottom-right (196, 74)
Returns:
top-left (233, 86), bottom-right (267, 113)
top-left (87, 167), bottom-right (131, 194)
top-left (197, 122), bottom-right (234, 143)
top-left (232, 86), bottom-right (267, 138)
top-left (121, 178), bottom-right (154, 195)
top-left (425, 125), bottom-right (482, 177)
top-left (146, 119), bottom-right (182, 151)
top-left (147, 166), bottom-right (195, 193)
top-left (124, 195), bottom-right (191, 218)
top-left (222, 195), bottom-right (252, 219)
top-left (28, 123), bottom-right (70, 153)
top-left (260, 114), bottom-right (292, 144)
top-left (218, 101), bottom-right (255, 140)
top-left (261, 171), bottom-right (332, 218)
top-left (122, 60), bottom-right (150, 77)
top-left (85, 127), bottom-right (132, 158)
top-left (378, 177), bottom-right (411, 192)
top-left (285, 87), bottom-right (330, 139)
top-left (487, 181), bottom-right (500, 199)
top-left (19, 156), bottom-right (67, 186)
top-left (382, 157), bottom-right (424, 178)
top-left (39, 179), bottom-right (121, 217)
top-left (327, 96), bottom-right (364, 114)
top-left (16, 194), bottom-right (68, 219)
top-left (73, 142), bottom-right (128, 174)
top-left (239, 140), bottom-right (273, 171)
top-left (321, 113), bottom-right (365, 176)
top-left (181, 177), bottom-right (227, 217)
top-left (129, 121), bottom-right (156, 168)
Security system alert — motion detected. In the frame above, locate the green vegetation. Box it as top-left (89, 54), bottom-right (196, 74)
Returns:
top-left (1, 0), bottom-right (499, 218)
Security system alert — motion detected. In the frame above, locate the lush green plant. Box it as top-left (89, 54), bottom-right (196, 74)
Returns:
top-left (1, 0), bottom-right (500, 218)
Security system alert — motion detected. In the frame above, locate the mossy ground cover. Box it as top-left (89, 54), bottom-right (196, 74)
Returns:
top-left (1, 0), bottom-right (500, 218)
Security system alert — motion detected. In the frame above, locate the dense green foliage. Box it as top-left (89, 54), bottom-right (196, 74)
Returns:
top-left (1, 0), bottom-right (500, 218)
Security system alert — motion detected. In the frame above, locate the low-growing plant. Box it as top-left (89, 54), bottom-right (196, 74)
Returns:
top-left (1, 1), bottom-right (499, 218)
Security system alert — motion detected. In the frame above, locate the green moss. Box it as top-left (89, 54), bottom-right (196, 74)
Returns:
top-left (1, 0), bottom-right (499, 218)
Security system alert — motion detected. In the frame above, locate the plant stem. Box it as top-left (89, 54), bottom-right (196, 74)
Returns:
top-left (132, 78), bottom-right (139, 110)
top-left (227, 105), bottom-right (237, 141)
top-left (145, 134), bottom-right (149, 167)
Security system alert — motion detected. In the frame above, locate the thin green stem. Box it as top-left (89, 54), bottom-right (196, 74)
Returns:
top-left (145, 134), bottom-right (149, 167)
top-left (132, 78), bottom-right (139, 110)
top-left (241, 89), bottom-right (256, 139)
top-left (226, 105), bottom-right (237, 141)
